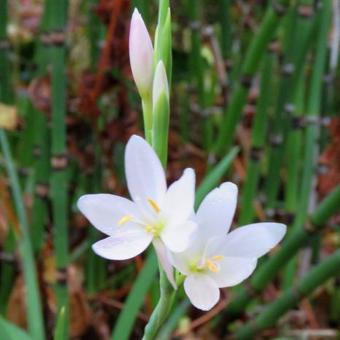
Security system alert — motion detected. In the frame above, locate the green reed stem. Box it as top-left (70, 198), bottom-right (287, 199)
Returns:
top-left (218, 0), bottom-right (231, 58)
top-left (31, 0), bottom-right (52, 252)
top-left (235, 248), bottom-right (340, 339)
top-left (0, 0), bottom-right (12, 102)
top-left (284, 72), bottom-right (305, 214)
top-left (48, 0), bottom-right (69, 336)
top-left (239, 52), bottom-right (274, 224)
top-left (281, 0), bottom-right (331, 286)
top-left (0, 131), bottom-right (45, 340)
top-left (222, 2), bottom-right (332, 320)
top-left (265, 0), bottom-right (315, 210)
top-left (215, 0), bottom-right (289, 154)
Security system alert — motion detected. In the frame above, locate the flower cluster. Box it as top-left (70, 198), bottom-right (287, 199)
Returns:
top-left (78, 135), bottom-right (286, 310)
top-left (78, 9), bottom-right (286, 311)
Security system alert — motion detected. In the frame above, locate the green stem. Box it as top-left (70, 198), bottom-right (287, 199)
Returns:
top-left (215, 0), bottom-right (289, 154)
top-left (48, 0), bottom-right (69, 335)
top-left (142, 268), bottom-right (175, 340)
top-left (142, 96), bottom-right (153, 144)
top-left (0, 131), bottom-right (45, 340)
top-left (265, 0), bottom-right (314, 209)
top-left (235, 248), bottom-right (340, 339)
top-left (239, 52), bottom-right (274, 224)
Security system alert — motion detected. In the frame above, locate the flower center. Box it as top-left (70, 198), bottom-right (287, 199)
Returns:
top-left (117, 198), bottom-right (164, 237)
top-left (144, 220), bottom-right (165, 237)
top-left (189, 255), bottom-right (223, 273)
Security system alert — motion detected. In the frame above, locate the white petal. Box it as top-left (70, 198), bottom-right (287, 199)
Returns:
top-left (209, 257), bottom-right (257, 288)
top-left (168, 251), bottom-right (191, 276)
top-left (196, 182), bottom-right (238, 237)
top-left (161, 221), bottom-right (197, 253)
top-left (222, 223), bottom-right (287, 258)
top-left (184, 275), bottom-right (220, 311)
top-left (153, 239), bottom-right (176, 289)
top-left (125, 135), bottom-right (167, 210)
top-left (163, 168), bottom-right (195, 225)
top-left (92, 228), bottom-right (152, 260)
top-left (77, 194), bottom-right (139, 235)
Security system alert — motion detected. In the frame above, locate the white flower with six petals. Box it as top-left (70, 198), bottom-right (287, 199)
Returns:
top-left (170, 182), bottom-right (287, 310)
top-left (77, 135), bottom-right (196, 287)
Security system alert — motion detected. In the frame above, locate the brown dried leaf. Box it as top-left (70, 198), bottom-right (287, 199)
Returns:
top-left (318, 117), bottom-right (340, 197)
top-left (6, 276), bottom-right (27, 330)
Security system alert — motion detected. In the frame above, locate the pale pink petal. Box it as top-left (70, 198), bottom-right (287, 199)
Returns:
top-left (92, 227), bottom-right (152, 260)
top-left (129, 9), bottom-right (154, 96)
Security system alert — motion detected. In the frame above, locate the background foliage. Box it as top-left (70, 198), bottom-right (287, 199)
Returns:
top-left (0, 0), bottom-right (339, 339)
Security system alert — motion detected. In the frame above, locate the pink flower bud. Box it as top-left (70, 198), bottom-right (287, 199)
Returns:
top-left (129, 9), bottom-right (154, 97)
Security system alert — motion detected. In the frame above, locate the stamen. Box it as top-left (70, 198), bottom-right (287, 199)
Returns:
top-left (118, 215), bottom-right (133, 225)
top-left (206, 259), bottom-right (219, 273)
top-left (212, 255), bottom-right (223, 261)
top-left (147, 198), bottom-right (161, 213)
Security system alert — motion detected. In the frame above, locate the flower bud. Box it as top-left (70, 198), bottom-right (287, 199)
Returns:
top-left (129, 9), bottom-right (154, 98)
top-left (152, 61), bottom-right (169, 109)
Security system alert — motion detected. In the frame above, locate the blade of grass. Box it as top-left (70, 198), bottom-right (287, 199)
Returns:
top-left (111, 251), bottom-right (158, 340)
top-left (0, 317), bottom-right (33, 340)
top-left (0, 131), bottom-right (45, 340)
top-left (195, 146), bottom-right (239, 208)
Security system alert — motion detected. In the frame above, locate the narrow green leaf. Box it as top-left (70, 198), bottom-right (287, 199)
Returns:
top-left (54, 307), bottom-right (67, 340)
top-left (0, 317), bottom-right (33, 340)
top-left (195, 147), bottom-right (239, 207)
top-left (111, 251), bottom-right (158, 340)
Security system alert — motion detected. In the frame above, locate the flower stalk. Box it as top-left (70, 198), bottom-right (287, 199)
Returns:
top-left (142, 1), bottom-right (175, 338)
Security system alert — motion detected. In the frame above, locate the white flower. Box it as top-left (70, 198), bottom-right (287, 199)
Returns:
top-left (170, 182), bottom-right (286, 310)
top-left (129, 8), bottom-right (154, 98)
top-left (77, 135), bottom-right (196, 287)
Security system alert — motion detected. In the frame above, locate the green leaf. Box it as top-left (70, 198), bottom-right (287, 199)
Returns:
top-left (152, 93), bottom-right (170, 166)
top-left (111, 251), bottom-right (158, 340)
top-left (195, 147), bottom-right (239, 208)
top-left (0, 317), bottom-right (33, 340)
top-left (54, 307), bottom-right (67, 340)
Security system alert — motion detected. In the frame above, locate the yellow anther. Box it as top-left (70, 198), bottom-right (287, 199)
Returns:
top-left (118, 215), bottom-right (133, 225)
top-left (206, 259), bottom-right (219, 273)
top-left (212, 255), bottom-right (223, 261)
top-left (147, 198), bottom-right (161, 213)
